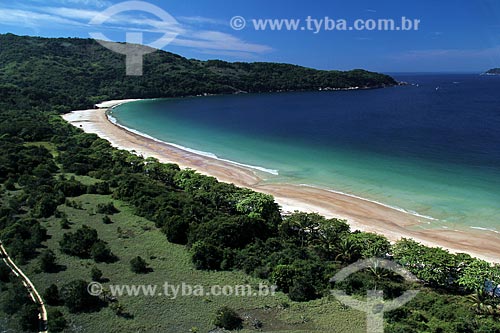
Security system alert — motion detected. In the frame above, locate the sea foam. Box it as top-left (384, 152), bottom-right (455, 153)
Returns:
top-left (107, 112), bottom-right (279, 176)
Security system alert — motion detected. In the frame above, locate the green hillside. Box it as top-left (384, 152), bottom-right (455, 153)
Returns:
top-left (0, 33), bottom-right (396, 112)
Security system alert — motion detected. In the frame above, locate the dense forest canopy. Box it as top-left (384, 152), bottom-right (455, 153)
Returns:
top-left (0, 33), bottom-right (396, 112)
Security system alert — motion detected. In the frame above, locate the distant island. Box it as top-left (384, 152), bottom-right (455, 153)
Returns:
top-left (483, 68), bottom-right (500, 75)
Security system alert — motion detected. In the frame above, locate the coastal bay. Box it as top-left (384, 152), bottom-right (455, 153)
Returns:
top-left (63, 93), bottom-right (500, 262)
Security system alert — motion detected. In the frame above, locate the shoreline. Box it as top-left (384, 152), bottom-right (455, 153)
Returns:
top-left (62, 99), bottom-right (500, 263)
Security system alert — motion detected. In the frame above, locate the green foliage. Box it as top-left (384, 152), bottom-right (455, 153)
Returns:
top-left (47, 309), bottom-right (67, 332)
top-left (43, 284), bottom-right (61, 306)
top-left (18, 303), bottom-right (40, 332)
top-left (60, 279), bottom-right (101, 313)
top-left (102, 215), bottom-right (113, 224)
top-left (213, 306), bottom-right (243, 330)
top-left (90, 240), bottom-right (116, 263)
top-left (191, 241), bottom-right (224, 270)
top-left (393, 238), bottom-right (461, 288)
top-left (59, 225), bottom-right (99, 258)
top-left (0, 260), bottom-right (11, 282)
top-left (39, 249), bottom-right (58, 272)
top-left (90, 266), bottom-right (103, 281)
top-left (130, 256), bottom-right (150, 274)
top-left (458, 259), bottom-right (500, 293)
top-left (96, 202), bottom-right (119, 215)
top-left (1, 218), bottom-right (47, 264)
top-left (0, 32), bottom-right (498, 332)
top-left (1, 280), bottom-right (31, 315)
top-left (60, 217), bottom-right (71, 229)
top-left (0, 34), bottom-right (396, 112)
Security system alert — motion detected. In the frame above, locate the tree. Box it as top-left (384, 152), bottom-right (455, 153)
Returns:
top-left (235, 191), bottom-right (281, 226)
top-left (39, 249), bottom-right (57, 272)
top-left (349, 232), bottom-right (391, 259)
top-left (18, 303), bottom-right (40, 332)
top-left (4, 177), bottom-right (15, 190)
top-left (47, 309), bottom-right (67, 332)
top-left (288, 276), bottom-right (317, 302)
top-left (96, 202), bottom-right (119, 214)
top-left (102, 215), bottom-right (112, 224)
top-left (60, 225), bottom-right (100, 258)
top-left (161, 215), bottom-right (189, 244)
top-left (458, 259), bottom-right (497, 293)
top-left (214, 306), bottom-right (243, 330)
top-left (130, 256), bottom-right (150, 274)
top-left (43, 284), bottom-right (61, 306)
top-left (393, 239), bottom-right (458, 288)
top-left (0, 261), bottom-right (10, 282)
top-left (1, 281), bottom-right (31, 315)
top-left (315, 218), bottom-right (350, 259)
top-left (60, 279), bottom-right (101, 313)
top-left (91, 241), bottom-right (115, 263)
top-left (60, 217), bottom-right (71, 229)
top-left (91, 266), bottom-right (103, 282)
top-left (191, 241), bottom-right (223, 270)
top-left (272, 264), bottom-right (297, 293)
top-left (280, 212), bottom-right (325, 246)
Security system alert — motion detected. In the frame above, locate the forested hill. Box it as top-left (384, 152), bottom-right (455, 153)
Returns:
top-left (0, 33), bottom-right (396, 112)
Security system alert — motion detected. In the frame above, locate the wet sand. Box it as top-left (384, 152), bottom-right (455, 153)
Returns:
top-left (62, 101), bottom-right (500, 263)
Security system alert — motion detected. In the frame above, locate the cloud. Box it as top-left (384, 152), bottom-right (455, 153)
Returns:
top-left (197, 49), bottom-right (260, 60)
top-left (394, 46), bottom-right (500, 60)
top-left (0, 8), bottom-right (86, 28)
top-left (388, 46), bottom-right (500, 70)
top-left (0, 5), bottom-right (272, 57)
top-left (61, 0), bottom-right (112, 7)
top-left (172, 31), bottom-right (272, 54)
top-left (177, 16), bottom-right (226, 26)
top-left (366, 9), bottom-right (377, 13)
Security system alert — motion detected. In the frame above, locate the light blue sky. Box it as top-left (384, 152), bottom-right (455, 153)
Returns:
top-left (1, 0), bottom-right (500, 72)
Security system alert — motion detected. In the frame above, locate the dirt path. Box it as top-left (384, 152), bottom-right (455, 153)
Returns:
top-left (0, 241), bottom-right (47, 333)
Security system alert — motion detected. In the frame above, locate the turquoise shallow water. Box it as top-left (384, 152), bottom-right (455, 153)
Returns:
top-left (109, 74), bottom-right (500, 233)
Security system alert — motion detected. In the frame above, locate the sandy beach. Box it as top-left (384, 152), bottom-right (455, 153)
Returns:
top-left (62, 100), bottom-right (500, 263)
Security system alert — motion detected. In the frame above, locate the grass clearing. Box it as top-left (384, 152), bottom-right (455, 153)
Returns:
top-left (18, 183), bottom-right (365, 332)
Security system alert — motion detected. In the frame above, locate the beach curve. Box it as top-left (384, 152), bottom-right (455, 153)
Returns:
top-left (62, 100), bottom-right (500, 263)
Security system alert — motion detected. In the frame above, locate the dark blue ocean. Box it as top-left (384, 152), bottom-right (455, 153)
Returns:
top-left (110, 74), bottom-right (500, 232)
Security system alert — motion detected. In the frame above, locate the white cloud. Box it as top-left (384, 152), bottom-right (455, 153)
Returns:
top-left (178, 16), bottom-right (226, 26)
top-left (0, 5), bottom-right (273, 57)
top-left (0, 8), bottom-right (86, 28)
top-left (394, 46), bottom-right (500, 60)
top-left (61, 0), bottom-right (111, 7)
top-left (172, 30), bottom-right (272, 54)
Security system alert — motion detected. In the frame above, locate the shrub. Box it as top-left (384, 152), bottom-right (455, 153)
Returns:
top-left (102, 215), bottom-right (112, 224)
top-left (96, 202), bottom-right (119, 215)
top-left (90, 241), bottom-right (115, 263)
top-left (60, 280), bottom-right (101, 313)
top-left (90, 266), bottom-right (103, 282)
top-left (39, 249), bottom-right (57, 272)
top-left (130, 256), bottom-right (150, 274)
top-left (43, 284), bottom-right (61, 306)
top-left (47, 309), bottom-right (67, 332)
top-left (214, 306), bottom-right (243, 330)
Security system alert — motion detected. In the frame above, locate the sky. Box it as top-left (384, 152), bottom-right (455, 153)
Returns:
top-left (0, 0), bottom-right (500, 72)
